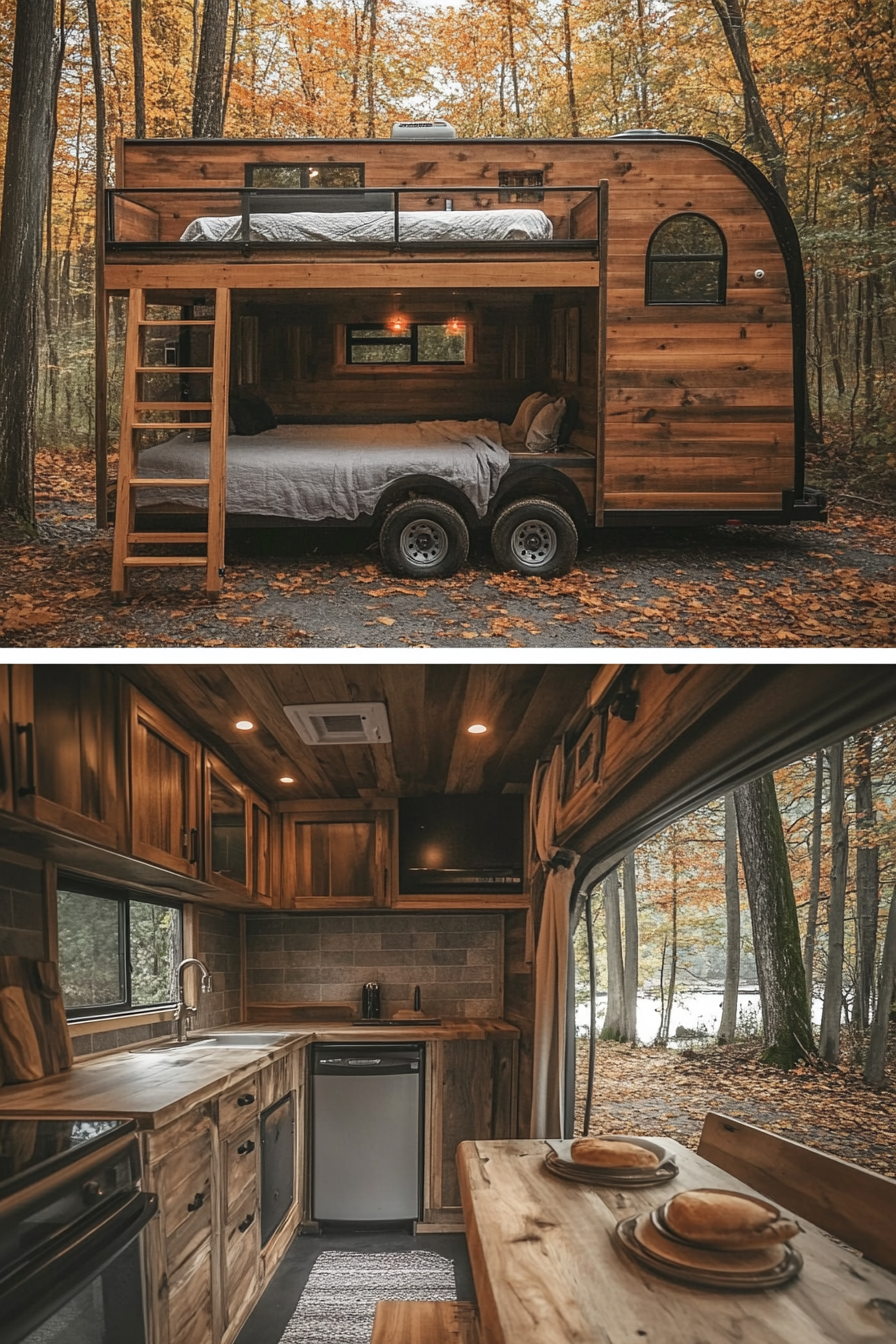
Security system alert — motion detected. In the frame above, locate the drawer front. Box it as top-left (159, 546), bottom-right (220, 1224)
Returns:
top-left (163, 1145), bottom-right (213, 1271)
top-left (144, 1105), bottom-right (210, 1168)
top-left (224, 1122), bottom-right (259, 1221)
top-left (167, 1239), bottom-right (213, 1344)
top-left (219, 1075), bottom-right (260, 1136)
top-left (224, 1195), bottom-right (261, 1329)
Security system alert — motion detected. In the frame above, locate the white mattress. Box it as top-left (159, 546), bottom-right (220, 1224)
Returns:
top-left (179, 209), bottom-right (553, 244)
top-left (136, 419), bottom-right (510, 520)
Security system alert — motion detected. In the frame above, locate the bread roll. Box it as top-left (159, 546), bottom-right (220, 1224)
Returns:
top-left (663, 1189), bottom-right (800, 1247)
top-left (569, 1138), bottom-right (659, 1170)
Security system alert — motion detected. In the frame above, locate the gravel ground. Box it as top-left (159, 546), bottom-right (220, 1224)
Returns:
top-left (2, 450), bottom-right (895, 648)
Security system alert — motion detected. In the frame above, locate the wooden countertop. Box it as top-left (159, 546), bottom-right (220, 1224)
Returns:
top-left (0, 1019), bottom-right (516, 1128)
top-left (457, 1139), bottom-right (896, 1344)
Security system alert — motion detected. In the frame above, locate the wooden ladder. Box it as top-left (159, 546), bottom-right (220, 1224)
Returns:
top-left (111, 286), bottom-right (231, 600)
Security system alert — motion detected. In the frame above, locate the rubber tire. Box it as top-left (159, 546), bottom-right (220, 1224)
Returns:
top-left (491, 497), bottom-right (578, 577)
top-left (379, 497), bottom-right (470, 578)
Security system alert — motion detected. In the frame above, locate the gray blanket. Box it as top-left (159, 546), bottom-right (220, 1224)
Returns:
top-left (136, 420), bottom-right (510, 520)
top-left (179, 209), bottom-right (553, 244)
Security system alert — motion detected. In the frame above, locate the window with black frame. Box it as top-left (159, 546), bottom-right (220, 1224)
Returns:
top-left (346, 322), bottom-right (467, 365)
top-left (56, 877), bottom-right (183, 1018)
top-left (247, 164), bottom-right (364, 189)
top-left (646, 213), bottom-right (726, 304)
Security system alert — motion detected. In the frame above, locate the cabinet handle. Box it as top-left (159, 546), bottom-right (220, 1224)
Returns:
top-left (181, 828), bottom-right (189, 859)
top-left (15, 724), bottom-right (36, 797)
top-left (238, 1212), bottom-right (255, 1233)
top-left (237, 1140), bottom-right (256, 1156)
top-left (187, 1192), bottom-right (205, 1212)
top-left (237, 1093), bottom-right (255, 1106)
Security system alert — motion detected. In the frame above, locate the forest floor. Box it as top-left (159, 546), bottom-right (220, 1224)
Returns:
top-left (1, 447), bottom-right (895, 647)
top-left (574, 1037), bottom-right (896, 1178)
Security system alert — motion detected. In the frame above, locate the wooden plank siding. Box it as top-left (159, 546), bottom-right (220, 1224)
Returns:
top-left (107, 136), bottom-right (799, 523)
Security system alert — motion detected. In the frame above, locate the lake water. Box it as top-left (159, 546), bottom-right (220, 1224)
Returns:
top-left (576, 988), bottom-right (823, 1044)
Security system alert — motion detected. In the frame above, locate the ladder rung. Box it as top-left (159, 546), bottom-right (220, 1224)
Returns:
top-left (132, 422), bottom-right (212, 430)
top-left (136, 366), bottom-right (214, 374)
top-left (132, 478), bottom-right (210, 487)
top-left (135, 402), bottom-right (213, 411)
top-left (138, 320), bottom-right (216, 327)
top-left (122, 557), bottom-right (208, 568)
top-left (128, 532), bottom-right (210, 544)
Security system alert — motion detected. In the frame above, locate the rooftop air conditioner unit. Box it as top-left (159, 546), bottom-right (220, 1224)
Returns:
top-left (390, 119), bottom-right (457, 140)
top-left (284, 701), bottom-right (392, 746)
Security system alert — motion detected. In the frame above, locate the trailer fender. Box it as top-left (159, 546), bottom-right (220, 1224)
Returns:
top-left (372, 475), bottom-right (480, 532)
top-left (489, 465), bottom-right (590, 532)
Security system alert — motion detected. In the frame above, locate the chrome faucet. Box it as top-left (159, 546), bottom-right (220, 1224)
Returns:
top-left (174, 958), bottom-right (213, 1043)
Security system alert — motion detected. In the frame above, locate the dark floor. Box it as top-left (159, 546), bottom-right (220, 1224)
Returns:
top-left (235, 1227), bottom-right (475, 1344)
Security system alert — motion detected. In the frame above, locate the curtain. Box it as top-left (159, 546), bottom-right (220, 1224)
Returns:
top-left (529, 744), bottom-right (580, 1138)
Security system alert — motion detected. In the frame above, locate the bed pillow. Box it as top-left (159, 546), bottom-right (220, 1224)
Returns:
top-left (229, 392), bottom-right (277, 435)
top-left (508, 391), bottom-right (552, 442)
top-left (526, 397), bottom-right (566, 452)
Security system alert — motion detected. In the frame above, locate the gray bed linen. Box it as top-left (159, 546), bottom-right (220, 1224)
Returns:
top-left (179, 209), bottom-right (553, 244)
top-left (135, 420), bottom-right (510, 520)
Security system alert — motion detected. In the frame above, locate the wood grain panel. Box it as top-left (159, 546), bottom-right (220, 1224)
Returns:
top-left (604, 489), bottom-right (783, 509)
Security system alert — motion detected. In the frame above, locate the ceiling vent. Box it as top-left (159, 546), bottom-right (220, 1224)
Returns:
top-left (284, 701), bottom-right (392, 746)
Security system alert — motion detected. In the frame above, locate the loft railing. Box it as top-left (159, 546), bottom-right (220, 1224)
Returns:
top-left (104, 183), bottom-right (603, 251)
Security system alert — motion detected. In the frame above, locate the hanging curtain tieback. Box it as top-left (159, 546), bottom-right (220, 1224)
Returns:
top-left (545, 847), bottom-right (577, 873)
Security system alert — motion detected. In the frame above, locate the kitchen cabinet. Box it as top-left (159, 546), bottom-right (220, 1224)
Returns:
top-left (8, 665), bottom-right (123, 848)
top-left (204, 752), bottom-right (251, 898)
top-left (250, 792), bottom-right (273, 906)
top-left (277, 799), bottom-right (396, 909)
top-left (0, 667), bottom-right (12, 814)
top-left (423, 1037), bottom-right (517, 1226)
top-left (129, 691), bottom-right (201, 878)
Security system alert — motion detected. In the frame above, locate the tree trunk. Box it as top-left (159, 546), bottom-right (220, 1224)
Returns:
top-left (561, 0), bottom-right (579, 136)
top-left (131, 0), bottom-right (146, 137)
top-left (734, 774), bottom-right (814, 1069)
top-left (0, 0), bottom-right (60, 528)
top-left (854, 729), bottom-right (880, 1031)
top-left (659, 847), bottom-right (678, 1045)
top-left (87, 0), bottom-right (108, 528)
top-left (601, 869), bottom-right (624, 1039)
top-left (820, 742), bottom-right (848, 1063)
top-left (864, 885), bottom-right (896, 1089)
top-left (221, 0), bottom-right (241, 131)
top-left (718, 793), bottom-right (741, 1043)
top-left (804, 750), bottom-right (824, 1001)
top-left (622, 850), bottom-right (638, 1042)
top-left (193, 0), bottom-right (231, 137)
top-left (710, 0), bottom-right (788, 204)
top-left (365, 0), bottom-right (378, 139)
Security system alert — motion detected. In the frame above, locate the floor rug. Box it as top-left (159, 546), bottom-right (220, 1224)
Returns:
top-left (278, 1250), bottom-right (457, 1344)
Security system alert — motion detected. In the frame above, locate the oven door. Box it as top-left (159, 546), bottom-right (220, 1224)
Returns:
top-left (3, 1188), bottom-right (157, 1344)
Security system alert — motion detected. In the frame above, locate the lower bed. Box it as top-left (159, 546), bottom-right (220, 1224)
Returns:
top-left (136, 419), bottom-right (510, 521)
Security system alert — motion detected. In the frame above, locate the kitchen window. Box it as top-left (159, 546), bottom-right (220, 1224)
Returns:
top-left (56, 877), bottom-right (183, 1020)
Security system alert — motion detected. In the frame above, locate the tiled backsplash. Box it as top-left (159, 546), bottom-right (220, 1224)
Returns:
top-left (194, 909), bottom-right (242, 1030)
top-left (245, 912), bottom-right (503, 1020)
top-left (0, 854), bottom-right (45, 961)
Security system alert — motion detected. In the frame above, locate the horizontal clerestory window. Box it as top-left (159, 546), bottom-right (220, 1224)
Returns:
top-left (247, 164), bottom-right (364, 189)
top-left (56, 876), bottom-right (183, 1020)
top-left (346, 322), bottom-right (467, 365)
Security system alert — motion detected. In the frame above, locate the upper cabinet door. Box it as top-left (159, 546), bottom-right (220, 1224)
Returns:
top-left (278, 800), bottom-right (395, 910)
top-left (9, 666), bottom-right (123, 848)
top-left (0, 668), bottom-right (12, 814)
top-left (250, 795), bottom-right (273, 906)
top-left (204, 751), bottom-right (251, 898)
top-left (129, 691), bottom-right (200, 877)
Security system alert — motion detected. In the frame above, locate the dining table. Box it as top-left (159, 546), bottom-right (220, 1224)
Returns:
top-left (456, 1137), bottom-right (896, 1344)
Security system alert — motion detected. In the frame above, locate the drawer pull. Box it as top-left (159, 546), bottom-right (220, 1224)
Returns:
top-left (237, 1093), bottom-right (256, 1106)
top-left (238, 1212), bottom-right (255, 1233)
top-left (187, 1192), bottom-right (205, 1212)
top-left (237, 1139), bottom-right (256, 1156)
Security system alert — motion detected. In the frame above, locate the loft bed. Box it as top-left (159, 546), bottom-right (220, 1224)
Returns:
top-left (179, 208), bottom-right (554, 246)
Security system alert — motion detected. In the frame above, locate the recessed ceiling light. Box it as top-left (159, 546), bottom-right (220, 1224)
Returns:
top-left (467, 723), bottom-right (488, 735)
top-left (279, 775), bottom-right (295, 784)
top-left (235, 719), bottom-right (254, 731)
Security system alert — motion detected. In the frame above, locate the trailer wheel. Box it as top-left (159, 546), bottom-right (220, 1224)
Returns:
top-left (379, 498), bottom-right (470, 578)
top-left (491, 498), bottom-right (578, 577)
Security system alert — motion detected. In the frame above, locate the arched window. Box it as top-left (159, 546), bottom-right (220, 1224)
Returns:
top-left (646, 213), bottom-right (726, 305)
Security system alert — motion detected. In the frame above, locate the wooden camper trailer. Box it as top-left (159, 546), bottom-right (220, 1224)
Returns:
top-left (101, 130), bottom-right (827, 597)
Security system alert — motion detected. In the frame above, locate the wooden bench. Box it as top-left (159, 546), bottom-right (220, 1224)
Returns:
top-left (698, 1111), bottom-right (896, 1274)
top-left (371, 1301), bottom-right (480, 1344)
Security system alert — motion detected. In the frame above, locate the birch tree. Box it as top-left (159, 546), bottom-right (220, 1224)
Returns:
top-left (622, 850), bottom-right (638, 1041)
top-left (819, 741), bottom-right (848, 1063)
top-left (718, 793), bottom-right (740, 1043)
top-left (601, 867), bottom-right (625, 1039)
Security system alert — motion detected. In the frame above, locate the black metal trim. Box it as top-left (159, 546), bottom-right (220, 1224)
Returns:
top-left (645, 211), bottom-right (727, 305)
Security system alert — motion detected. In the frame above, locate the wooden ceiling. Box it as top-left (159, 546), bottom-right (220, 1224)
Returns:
top-left (123, 664), bottom-right (597, 800)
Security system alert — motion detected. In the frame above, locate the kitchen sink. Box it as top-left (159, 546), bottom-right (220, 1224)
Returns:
top-left (134, 1032), bottom-right (291, 1053)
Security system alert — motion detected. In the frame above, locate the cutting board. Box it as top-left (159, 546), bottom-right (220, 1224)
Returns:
top-left (0, 957), bottom-right (74, 1086)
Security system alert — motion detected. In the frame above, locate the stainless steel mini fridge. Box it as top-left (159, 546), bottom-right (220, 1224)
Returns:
top-left (311, 1044), bottom-right (423, 1224)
